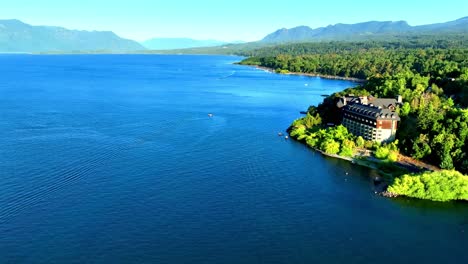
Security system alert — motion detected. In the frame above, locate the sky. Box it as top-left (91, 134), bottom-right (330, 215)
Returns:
top-left (1, 0), bottom-right (467, 42)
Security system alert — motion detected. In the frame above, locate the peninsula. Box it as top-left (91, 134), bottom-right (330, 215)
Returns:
top-left (239, 40), bottom-right (468, 202)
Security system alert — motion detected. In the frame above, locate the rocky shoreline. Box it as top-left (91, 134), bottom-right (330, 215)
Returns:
top-left (380, 191), bottom-right (399, 198)
top-left (298, 141), bottom-right (432, 198)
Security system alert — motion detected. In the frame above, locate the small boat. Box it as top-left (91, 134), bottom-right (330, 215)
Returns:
top-left (278, 132), bottom-right (283, 136)
top-left (208, 113), bottom-right (213, 117)
top-left (285, 136), bottom-right (289, 140)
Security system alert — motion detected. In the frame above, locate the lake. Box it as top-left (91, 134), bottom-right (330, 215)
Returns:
top-left (0, 55), bottom-right (467, 263)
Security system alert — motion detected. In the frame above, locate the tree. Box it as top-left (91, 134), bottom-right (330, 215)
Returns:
top-left (387, 151), bottom-right (399, 162)
top-left (400, 102), bottom-right (411, 116)
top-left (290, 126), bottom-right (306, 138)
top-left (340, 139), bottom-right (355, 157)
top-left (440, 151), bottom-right (454, 170)
top-left (388, 170), bottom-right (468, 202)
top-left (306, 135), bottom-right (320, 148)
top-left (355, 136), bottom-right (365, 147)
top-left (303, 113), bottom-right (321, 129)
top-left (375, 146), bottom-right (390, 160)
top-left (321, 139), bottom-right (340, 155)
top-left (431, 83), bottom-right (444, 95)
top-left (458, 68), bottom-right (468, 80)
top-left (330, 125), bottom-right (349, 141)
top-left (412, 134), bottom-right (431, 159)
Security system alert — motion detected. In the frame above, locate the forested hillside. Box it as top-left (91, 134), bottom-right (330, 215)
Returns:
top-left (240, 35), bottom-right (468, 57)
top-left (240, 39), bottom-right (468, 174)
top-left (261, 17), bottom-right (468, 43)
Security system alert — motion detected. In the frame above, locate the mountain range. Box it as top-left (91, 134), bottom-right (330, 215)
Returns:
top-left (0, 19), bottom-right (145, 52)
top-left (0, 17), bottom-right (467, 53)
top-left (261, 17), bottom-right (468, 43)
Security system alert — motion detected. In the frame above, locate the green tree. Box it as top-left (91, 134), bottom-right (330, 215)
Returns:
top-left (400, 102), bottom-right (411, 116)
top-left (303, 113), bottom-right (322, 129)
top-left (355, 136), bottom-right (365, 147)
top-left (290, 126), bottom-right (306, 138)
top-left (375, 146), bottom-right (390, 159)
top-left (388, 170), bottom-right (468, 202)
top-left (340, 139), bottom-right (355, 157)
top-left (412, 134), bottom-right (431, 159)
top-left (440, 151), bottom-right (454, 170)
top-left (387, 151), bottom-right (399, 162)
top-left (321, 139), bottom-right (340, 155)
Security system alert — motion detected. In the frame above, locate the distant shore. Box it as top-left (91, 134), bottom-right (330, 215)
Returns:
top-left (251, 65), bottom-right (367, 83)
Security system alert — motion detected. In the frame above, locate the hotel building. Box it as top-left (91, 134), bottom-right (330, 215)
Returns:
top-left (337, 95), bottom-right (402, 142)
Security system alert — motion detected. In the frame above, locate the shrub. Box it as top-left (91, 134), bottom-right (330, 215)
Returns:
top-left (387, 151), bottom-right (399, 162)
top-left (375, 146), bottom-right (390, 160)
top-left (291, 118), bottom-right (305, 127)
top-left (290, 126), bottom-right (306, 138)
top-left (388, 170), bottom-right (468, 202)
top-left (387, 140), bottom-right (399, 151)
top-left (371, 141), bottom-right (381, 150)
top-left (276, 69), bottom-right (290, 74)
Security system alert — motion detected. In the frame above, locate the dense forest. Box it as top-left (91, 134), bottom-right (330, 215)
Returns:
top-left (240, 39), bottom-right (468, 175)
top-left (239, 35), bottom-right (468, 57)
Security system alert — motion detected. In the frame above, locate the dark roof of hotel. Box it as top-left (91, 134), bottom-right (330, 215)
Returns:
top-left (338, 96), bottom-right (398, 108)
top-left (344, 103), bottom-right (400, 121)
top-left (369, 98), bottom-right (398, 108)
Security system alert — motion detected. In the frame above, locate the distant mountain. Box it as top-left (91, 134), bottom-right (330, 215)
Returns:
top-left (414, 16), bottom-right (468, 32)
top-left (0, 19), bottom-right (145, 52)
top-left (261, 17), bottom-right (468, 43)
top-left (142, 38), bottom-right (244, 50)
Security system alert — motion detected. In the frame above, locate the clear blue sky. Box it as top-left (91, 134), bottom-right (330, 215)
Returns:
top-left (1, 0), bottom-right (467, 42)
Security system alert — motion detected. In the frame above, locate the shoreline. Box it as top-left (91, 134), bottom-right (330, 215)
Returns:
top-left (251, 65), bottom-right (367, 83)
top-left (313, 148), bottom-right (392, 192)
top-left (306, 145), bottom-right (415, 197)
top-left (291, 135), bottom-right (440, 198)
top-left (310, 145), bottom-right (418, 175)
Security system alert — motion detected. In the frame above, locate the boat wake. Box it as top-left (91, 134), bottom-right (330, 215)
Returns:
top-left (219, 71), bottom-right (236, 79)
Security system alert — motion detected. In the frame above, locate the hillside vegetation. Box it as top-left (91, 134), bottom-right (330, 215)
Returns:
top-left (260, 17), bottom-right (468, 43)
top-left (388, 170), bottom-right (468, 201)
top-left (241, 40), bottom-right (468, 174)
top-left (239, 36), bottom-right (468, 201)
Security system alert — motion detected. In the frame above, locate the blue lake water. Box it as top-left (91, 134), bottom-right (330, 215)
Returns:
top-left (0, 55), bottom-right (467, 263)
